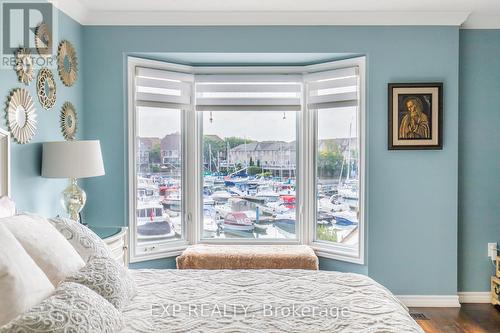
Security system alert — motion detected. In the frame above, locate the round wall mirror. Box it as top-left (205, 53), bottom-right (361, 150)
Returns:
top-left (15, 48), bottom-right (34, 85)
top-left (6, 88), bottom-right (37, 144)
top-left (64, 55), bottom-right (71, 72)
top-left (35, 23), bottom-right (52, 57)
top-left (15, 106), bottom-right (27, 128)
top-left (37, 68), bottom-right (57, 110)
top-left (57, 41), bottom-right (78, 86)
top-left (60, 101), bottom-right (77, 140)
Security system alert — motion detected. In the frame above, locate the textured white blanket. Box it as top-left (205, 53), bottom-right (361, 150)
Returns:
top-left (122, 269), bottom-right (424, 333)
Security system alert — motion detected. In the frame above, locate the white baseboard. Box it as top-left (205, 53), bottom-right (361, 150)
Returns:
top-left (458, 292), bottom-right (490, 304)
top-left (397, 295), bottom-right (461, 307)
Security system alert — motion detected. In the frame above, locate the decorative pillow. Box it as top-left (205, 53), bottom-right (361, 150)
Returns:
top-left (0, 282), bottom-right (124, 333)
top-left (0, 196), bottom-right (15, 218)
top-left (64, 256), bottom-right (137, 309)
top-left (48, 217), bottom-right (113, 262)
top-left (0, 224), bottom-right (55, 326)
top-left (0, 214), bottom-right (85, 286)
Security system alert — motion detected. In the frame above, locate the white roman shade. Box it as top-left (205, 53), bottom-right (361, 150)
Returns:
top-left (135, 67), bottom-right (193, 109)
top-left (305, 66), bottom-right (359, 109)
top-left (195, 74), bottom-right (302, 111)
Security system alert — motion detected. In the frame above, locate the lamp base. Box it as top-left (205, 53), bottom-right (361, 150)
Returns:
top-left (61, 178), bottom-right (86, 222)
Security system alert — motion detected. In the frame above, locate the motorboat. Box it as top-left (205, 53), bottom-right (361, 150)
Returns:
top-left (222, 212), bottom-right (255, 232)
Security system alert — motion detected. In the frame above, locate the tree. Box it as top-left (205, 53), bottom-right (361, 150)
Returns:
top-left (317, 144), bottom-right (344, 178)
top-left (248, 166), bottom-right (262, 175)
top-left (224, 137), bottom-right (250, 149)
top-left (149, 143), bottom-right (161, 164)
top-left (203, 135), bottom-right (225, 172)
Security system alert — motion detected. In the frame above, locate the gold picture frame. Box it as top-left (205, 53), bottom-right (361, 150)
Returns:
top-left (37, 68), bottom-right (57, 110)
top-left (60, 102), bottom-right (77, 140)
top-left (5, 89), bottom-right (37, 144)
top-left (57, 40), bottom-right (78, 87)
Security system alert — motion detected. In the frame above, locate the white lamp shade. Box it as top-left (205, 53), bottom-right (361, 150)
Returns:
top-left (42, 140), bottom-right (105, 179)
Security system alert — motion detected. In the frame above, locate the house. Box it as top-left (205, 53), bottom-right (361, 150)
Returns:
top-left (160, 132), bottom-right (181, 171)
top-left (228, 141), bottom-right (296, 169)
top-left (136, 137), bottom-right (161, 173)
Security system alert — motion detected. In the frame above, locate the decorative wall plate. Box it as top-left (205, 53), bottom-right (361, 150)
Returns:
top-left (60, 102), bottom-right (77, 140)
top-left (37, 68), bottom-right (57, 110)
top-left (57, 41), bottom-right (78, 86)
top-left (35, 23), bottom-right (52, 57)
top-left (15, 48), bottom-right (34, 85)
top-left (5, 89), bottom-right (37, 144)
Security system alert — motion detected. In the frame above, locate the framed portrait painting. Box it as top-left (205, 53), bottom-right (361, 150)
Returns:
top-left (388, 83), bottom-right (443, 150)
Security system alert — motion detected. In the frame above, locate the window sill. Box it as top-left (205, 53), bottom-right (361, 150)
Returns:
top-left (311, 243), bottom-right (364, 265)
top-left (129, 240), bottom-right (189, 263)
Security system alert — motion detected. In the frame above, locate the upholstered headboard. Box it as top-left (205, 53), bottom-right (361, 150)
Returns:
top-left (0, 128), bottom-right (10, 197)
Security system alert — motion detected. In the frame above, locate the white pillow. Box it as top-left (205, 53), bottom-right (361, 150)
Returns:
top-left (0, 214), bottom-right (85, 286)
top-left (0, 196), bottom-right (15, 218)
top-left (0, 223), bottom-right (55, 326)
top-left (48, 217), bottom-right (113, 262)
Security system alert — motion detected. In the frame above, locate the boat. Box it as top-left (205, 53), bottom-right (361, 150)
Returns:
top-left (270, 208), bottom-right (296, 234)
top-left (318, 196), bottom-right (350, 213)
top-left (274, 210), bottom-right (296, 225)
top-left (215, 198), bottom-right (275, 222)
top-left (212, 190), bottom-right (231, 203)
top-left (222, 212), bottom-right (255, 232)
top-left (224, 176), bottom-right (249, 187)
top-left (162, 191), bottom-right (182, 212)
top-left (202, 207), bottom-right (219, 237)
top-left (136, 201), bottom-right (176, 241)
top-left (332, 210), bottom-right (359, 226)
top-left (255, 186), bottom-right (280, 202)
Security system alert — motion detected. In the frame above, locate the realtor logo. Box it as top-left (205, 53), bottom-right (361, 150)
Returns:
top-left (1, 0), bottom-right (57, 69)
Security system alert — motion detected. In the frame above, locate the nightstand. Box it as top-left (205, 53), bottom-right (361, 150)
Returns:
top-left (88, 226), bottom-right (129, 267)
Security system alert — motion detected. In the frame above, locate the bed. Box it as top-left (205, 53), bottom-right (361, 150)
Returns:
top-left (122, 269), bottom-right (424, 333)
top-left (0, 141), bottom-right (423, 333)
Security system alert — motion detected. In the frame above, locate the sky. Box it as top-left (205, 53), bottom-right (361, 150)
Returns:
top-left (137, 107), bottom-right (358, 141)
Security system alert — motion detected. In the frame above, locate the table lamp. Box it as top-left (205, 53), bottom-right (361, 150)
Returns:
top-left (42, 140), bottom-right (105, 222)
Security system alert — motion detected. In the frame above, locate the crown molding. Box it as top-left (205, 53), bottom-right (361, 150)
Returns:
top-left (48, 5), bottom-right (471, 27)
top-left (49, 0), bottom-right (89, 24)
top-left (461, 13), bottom-right (500, 29)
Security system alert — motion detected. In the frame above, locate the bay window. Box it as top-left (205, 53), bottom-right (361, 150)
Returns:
top-left (128, 56), bottom-right (365, 264)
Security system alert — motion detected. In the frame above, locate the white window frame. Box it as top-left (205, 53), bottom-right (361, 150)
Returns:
top-left (304, 57), bottom-right (366, 264)
top-left (127, 56), bottom-right (366, 264)
top-left (127, 57), bottom-right (193, 262)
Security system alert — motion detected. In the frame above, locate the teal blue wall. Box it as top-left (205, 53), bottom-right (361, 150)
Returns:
top-left (0, 10), bottom-right (83, 217)
top-left (82, 26), bottom-right (460, 295)
top-left (3, 15), bottom-right (497, 294)
top-left (459, 30), bottom-right (500, 292)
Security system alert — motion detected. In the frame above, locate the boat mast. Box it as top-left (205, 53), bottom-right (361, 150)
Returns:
top-left (346, 122), bottom-right (352, 181)
top-left (209, 143), bottom-right (212, 173)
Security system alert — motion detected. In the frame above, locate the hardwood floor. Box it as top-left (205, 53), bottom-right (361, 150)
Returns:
top-left (410, 304), bottom-right (500, 333)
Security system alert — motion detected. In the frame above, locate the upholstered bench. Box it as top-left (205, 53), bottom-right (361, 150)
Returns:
top-left (176, 244), bottom-right (318, 270)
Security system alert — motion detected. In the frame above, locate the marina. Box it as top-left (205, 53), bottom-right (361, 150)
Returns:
top-left (136, 171), bottom-right (359, 244)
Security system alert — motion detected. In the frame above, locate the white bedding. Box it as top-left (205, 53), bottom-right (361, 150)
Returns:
top-left (122, 269), bottom-right (423, 333)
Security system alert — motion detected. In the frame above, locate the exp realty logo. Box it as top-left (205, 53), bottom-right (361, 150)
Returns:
top-left (1, 0), bottom-right (57, 69)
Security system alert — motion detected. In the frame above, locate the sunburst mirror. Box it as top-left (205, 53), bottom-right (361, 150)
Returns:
top-left (35, 23), bottom-right (52, 57)
top-left (60, 102), bottom-right (77, 140)
top-left (57, 40), bottom-right (78, 86)
top-left (15, 48), bottom-right (34, 85)
top-left (37, 68), bottom-right (57, 110)
top-left (5, 89), bottom-right (37, 144)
